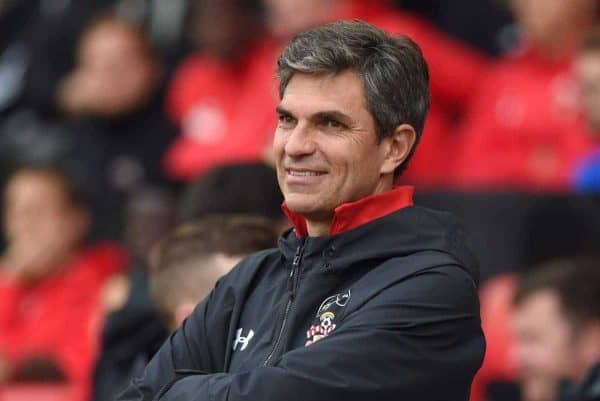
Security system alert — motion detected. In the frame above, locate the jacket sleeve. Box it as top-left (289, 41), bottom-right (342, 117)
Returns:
top-left (118, 265), bottom-right (485, 401)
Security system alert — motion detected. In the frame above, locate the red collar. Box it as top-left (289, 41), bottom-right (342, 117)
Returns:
top-left (282, 186), bottom-right (414, 237)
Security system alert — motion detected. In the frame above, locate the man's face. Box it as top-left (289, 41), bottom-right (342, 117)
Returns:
top-left (575, 50), bottom-right (600, 133)
top-left (510, 0), bottom-right (596, 52)
top-left (190, 0), bottom-right (256, 59)
top-left (3, 171), bottom-right (88, 279)
top-left (77, 21), bottom-right (156, 117)
top-left (273, 71), bottom-right (392, 226)
top-left (4, 172), bottom-right (72, 244)
top-left (512, 290), bottom-right (576, 401)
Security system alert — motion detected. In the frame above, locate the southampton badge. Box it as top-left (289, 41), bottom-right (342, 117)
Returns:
top-left (305, 289), bottom-right (351, 347)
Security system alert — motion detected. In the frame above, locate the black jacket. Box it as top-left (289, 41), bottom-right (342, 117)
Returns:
top-left (116, 204), bottom-right (485, 401)
top-left (561, 363), bottom-right (600, 401)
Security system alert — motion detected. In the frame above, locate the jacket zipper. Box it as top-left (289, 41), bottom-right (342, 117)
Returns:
top-left (263, 240), bottom-right (305, 366)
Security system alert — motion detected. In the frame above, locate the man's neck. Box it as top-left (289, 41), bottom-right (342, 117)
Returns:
top-left (306, 219), bottom-right (332, 237)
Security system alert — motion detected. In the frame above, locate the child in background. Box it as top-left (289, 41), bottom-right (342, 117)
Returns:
top-left (149, 216), bottom-right (278, 331)
top-left (0, 164), bottom-right (126, 400)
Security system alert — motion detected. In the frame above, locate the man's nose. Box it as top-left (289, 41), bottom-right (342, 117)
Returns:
top-left (284, 123), bottom-right (316, 157)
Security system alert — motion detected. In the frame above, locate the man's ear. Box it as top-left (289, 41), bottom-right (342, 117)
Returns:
top-left (379, 124), bottom-right (417, 175)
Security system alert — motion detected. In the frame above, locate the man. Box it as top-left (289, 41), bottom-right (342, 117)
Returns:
top-left (117, 20), bottom-right (484, 401)
top-left (512, 259), bottom-right (600, 401)
top-left (0, 164), bottom-right (126, 398)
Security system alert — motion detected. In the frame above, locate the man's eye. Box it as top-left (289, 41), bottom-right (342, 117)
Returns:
top-left (278, 115), bottom-right (295, 126)
top-left (326, 118), bottom-right (344, 129)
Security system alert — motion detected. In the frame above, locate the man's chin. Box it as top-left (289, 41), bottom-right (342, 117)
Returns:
top-left (284, 201), bottom-right (315, 216)
top-left (284, 196), bottom-right (321, 216)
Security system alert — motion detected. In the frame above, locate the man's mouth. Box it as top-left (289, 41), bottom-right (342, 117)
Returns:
top-left (286, 168), bottom-right (326, 177)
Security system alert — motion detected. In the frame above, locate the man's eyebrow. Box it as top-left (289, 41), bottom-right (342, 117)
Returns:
top-left (275, 106), bottom-right (293, 116)
top-left (275, 107), bottom-right (354, 125)
top-left (312, 110), bottom-right (354, 125)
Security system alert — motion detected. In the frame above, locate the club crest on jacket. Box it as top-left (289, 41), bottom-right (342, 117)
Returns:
top-left (305, 289), bottom-right (351, 347)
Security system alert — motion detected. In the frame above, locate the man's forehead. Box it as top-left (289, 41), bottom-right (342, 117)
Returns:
top-left (279, 70), bottom-right (367, 114)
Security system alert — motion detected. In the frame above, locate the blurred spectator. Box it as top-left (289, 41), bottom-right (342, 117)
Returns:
top-left (149, 216), bottom-right (279, 330)
top-left (18, 0), bottom-right (117, 116)
top-left (470, 274), bottom-right (519, 401)
top-left (178, 162), bottom-right (284, 225)
top-left (92, 187), bottom-right (175, 401)
top-left (18, 0), bottom-right (186, 117)
top-left (2, 9), bottom-right (178, 238)
top-left (513, 259), bottom-right (600, 401)
top-left (0, 165), bottom-right (126, 398)
top-left (57, 13), bottom-right (158, 119)
top-left (572, 28), bottom-right (600, 193)
top-left (58, 13), bottom-right (177, 234)
top-left (452, 0), bottom-right (599, 192)
top-left (162, 0), bottom-right (277, 181)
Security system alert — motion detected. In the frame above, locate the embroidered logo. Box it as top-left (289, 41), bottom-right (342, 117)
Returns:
top-left (305, 290), bottom-right (351, 347)
top-left (233, 328), bottom-right (255, 351)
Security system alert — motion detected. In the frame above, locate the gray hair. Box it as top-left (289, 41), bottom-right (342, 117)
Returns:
top-left (276, 20), bottom-right (430, 177)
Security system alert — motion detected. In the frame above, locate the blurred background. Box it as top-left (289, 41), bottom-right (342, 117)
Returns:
top-left (0, 0), bottom-right (599, 400)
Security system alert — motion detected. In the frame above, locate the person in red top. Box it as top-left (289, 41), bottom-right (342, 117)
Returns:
top-left (164, 0), bottom-right (487, 186)
top-left (452, 0), bottom-right (599, 192)
top-left (162, 0), bottom-right (277, 181)
top-left (0, 165), bottom-right (126, 400)
top-left (570, 28), bottom-right (600, 192)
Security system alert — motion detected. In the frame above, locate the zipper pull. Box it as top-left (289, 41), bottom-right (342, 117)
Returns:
top-left (288, 243), bottom-right (304, 297)
top-left (292, 245), bottom-right (302, 267)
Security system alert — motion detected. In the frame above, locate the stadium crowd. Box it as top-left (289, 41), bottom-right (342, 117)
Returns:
top-left (0, 0), bottom-right (598, 400)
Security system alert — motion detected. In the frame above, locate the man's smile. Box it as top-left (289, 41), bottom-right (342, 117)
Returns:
top-left (286, 168), bottom-right (327, 177)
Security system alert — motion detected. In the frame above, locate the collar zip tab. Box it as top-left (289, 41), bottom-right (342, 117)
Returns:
top-left (288, 239), bottom-right (306, 300)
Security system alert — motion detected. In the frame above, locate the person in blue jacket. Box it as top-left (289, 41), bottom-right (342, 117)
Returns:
top-left (116, 20), bottom-right (485, 401)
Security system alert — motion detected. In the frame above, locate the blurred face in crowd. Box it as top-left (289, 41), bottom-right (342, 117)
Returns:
top-left (189, 0), bottom-right (260, 60)
top-left (509, 0), bottom-right (597, 55)
top-left (575, 49), bottom-right (600, 133)
top-left (65, 18), bottom-right (158, 118)
top-left (273, 71), bottom-right (408, 235)
top-left (2, 171), bottom-right (89, 281)
top-left (263, 0), bottom-right (338, 38)
top-left (171, 253), bottom-right (242, 330)
top-left (512, 290), bottom-right (577, 401)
